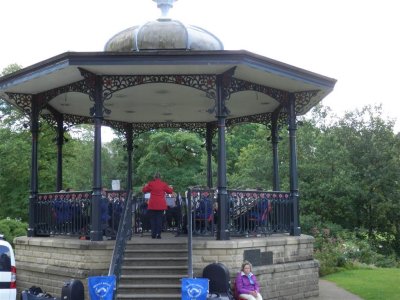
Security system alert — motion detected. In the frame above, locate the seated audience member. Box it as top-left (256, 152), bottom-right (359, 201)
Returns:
top-left (235, 260), bottom-right (263, 300)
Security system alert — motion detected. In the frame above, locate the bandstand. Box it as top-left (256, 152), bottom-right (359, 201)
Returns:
top-left (0, 1), bottom-right (336, 299)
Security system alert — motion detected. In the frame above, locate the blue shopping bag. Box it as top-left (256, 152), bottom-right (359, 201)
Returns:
top-left (182, 278), bottom-right (209, 300)
top-left (88, 275), bottom-right (116, 300)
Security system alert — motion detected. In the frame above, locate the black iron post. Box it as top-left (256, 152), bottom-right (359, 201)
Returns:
top-left (126, 124), bottom-right (134, 192)
top-left (206, 123), bottom-right (213, 188)
top-left (271, 110), bottom-right (280, 191)
top-left (288, 94), bottom-right (301, 236)
top-left (216, 74), bottom-right (229, 240)
top-left (28, 95), bottom-right (39, 237)
top-left (90, 75), bottom-right (104, 241)
top-left (56, 114), bottom-right (64, 192)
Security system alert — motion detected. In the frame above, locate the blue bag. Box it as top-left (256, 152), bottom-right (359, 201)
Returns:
top-left (88, 275), bottom-right (115, 300)
top-left (182, 278), bottom-right (209, 300)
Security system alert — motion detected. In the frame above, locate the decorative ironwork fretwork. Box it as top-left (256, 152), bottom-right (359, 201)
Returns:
top-left (226, 111), bottom-right (288, 128)
top-left (44, 111), bottom-right (289, 137)
top-left (103, 119), bottom-right (209, 137)
top-left (226, 112), bottom-right (272, 127)
top-left (6, 92), bottom-right (49, 120)
top-left (101, 74), bottom-right (217, 101)
top-left (133, 122), bottom-right (208, 136)
top-left (41, 114), bottom-right (57, 128)
top-left (103, 120), bottom-right (130, 136)
top-left (20, 79), bottom-right (93, 131)
top-left (41, 112), bottom-right (212, 138)
top-left (78, 68), bottom-right (97, 101)
top-left (207, 68), bottom-right (236, 116)
top-left (79, 68), bottom-right (112, 117)
top-left (63, 114), bottom-right (94, 127)
top-left (38, 80), bottom-right (91, 104)
top-left (201, 123), bottom-right (218, 140)
top-left (6, 93), bottom-right (33, 115)
top-left (227, 78), bottom-right (289, 104)
top-left (265, 108), bottom-right (285, 143)
top-left (41, 106), bottom-right (63, 135)
top-left (14, 68), bottom-right (318, 137)
top-left (293, 90), bottom-right (320, 115)
top-left (41, 113), bottom-right (93, 136)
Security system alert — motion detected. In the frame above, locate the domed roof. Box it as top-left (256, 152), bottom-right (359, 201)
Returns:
top-left (104, 0), bottom-right (223, 52)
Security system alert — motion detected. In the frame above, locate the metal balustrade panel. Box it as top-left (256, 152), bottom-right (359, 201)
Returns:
top-left (34, 189), bottom-right (292, 238)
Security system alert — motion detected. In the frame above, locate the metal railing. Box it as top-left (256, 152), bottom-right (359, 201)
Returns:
top-left (35, 190), bottom-right (127, 238)
top-left (108, 191), bottom-right (133, 295)
top-left (33, 188), bottom-right (292, 238)
top-left (132, 188), bottom-right (292, 237)
top-left (189, 188), bottom-right (292, 236)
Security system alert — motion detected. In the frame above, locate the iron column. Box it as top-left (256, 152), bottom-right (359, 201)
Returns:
top-left (28, 95), bottom-right (39, 237)
top-left (216, 74), bottom-right (229, 240)
top-left (90, 75), bottom-right (104, 241)
top-left (288, 93), bottom-right (301, 236)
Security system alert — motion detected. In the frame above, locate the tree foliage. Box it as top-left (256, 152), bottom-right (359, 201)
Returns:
top-left (300, 105), bottom-right (400, 256)
top-left (135, 130), bottom-right (205, 193)
top-left (0, 218), bottom-right (27, 245)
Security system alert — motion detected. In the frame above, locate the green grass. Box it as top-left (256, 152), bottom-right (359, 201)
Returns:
top-left (324, 268), bottom-right (400, 300)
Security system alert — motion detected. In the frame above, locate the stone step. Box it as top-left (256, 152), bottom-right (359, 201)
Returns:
top-left (123, 256), bottom-right (187, 266)
top-left (124, 248), bottom-right (187, 258)
top-left (122, 265), bottom-right (187, 275)
top-left (118, 283), bottom-right (181, 295)
top-left (117, 234), bottom-right (188, 298)
top-left (116, 293), bottom-right (181, 299)
top-left (120, 274), bottom-right (186, 285)
top-left (126, 239), bottom-right (187, 250)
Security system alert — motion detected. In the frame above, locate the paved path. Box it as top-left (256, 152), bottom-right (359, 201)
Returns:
top-left (309, 279), bottom-right (363, 300)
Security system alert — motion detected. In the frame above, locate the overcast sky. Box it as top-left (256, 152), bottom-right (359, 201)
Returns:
top-left (1, 0), bottom-right (399, 133)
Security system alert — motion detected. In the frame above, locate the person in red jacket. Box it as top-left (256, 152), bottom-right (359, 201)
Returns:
top-left (142, 172), bottom-right (173, 239)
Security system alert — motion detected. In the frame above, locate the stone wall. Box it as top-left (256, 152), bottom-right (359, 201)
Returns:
top-left (14, 234), bottom-right (319, 300)
top-left (14, 236), bottom-right (114, 299)
top-left (192, 234), bottom-right (319, 300)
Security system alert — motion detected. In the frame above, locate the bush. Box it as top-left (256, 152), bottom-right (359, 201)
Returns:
top-left (0, 218), bottom-right (27, 244)
top-left (302, 215), bottom-right (399, 276)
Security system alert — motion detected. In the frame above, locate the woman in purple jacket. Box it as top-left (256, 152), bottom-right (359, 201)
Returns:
top-left (235, 260), bottom-right (263, 300)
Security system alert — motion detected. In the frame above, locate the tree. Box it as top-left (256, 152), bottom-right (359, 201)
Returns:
top-left (299, 105), bottom-right (400, 256)
top-left (0, 126), bottom-right (31, 220)
top-left (0, 64), bottom-right (26, 126)
top-left (1, 64), bottom-right (22, 76)
top-left (135, 130), bottom-right (205, 193)
top-left (332, 106), bottom-right (400, 249)
top-left (226, 123), bottom-right (267, 175)
top-left (228, 124), bottom-right (271, 189)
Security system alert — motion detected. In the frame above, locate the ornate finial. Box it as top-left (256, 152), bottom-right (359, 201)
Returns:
top-left (153, 0), bottom-right (177, 18)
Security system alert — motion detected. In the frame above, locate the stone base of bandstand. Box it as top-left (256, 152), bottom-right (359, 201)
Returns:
top-left (192, 234), bottom-right (319, 300)
top-left (14, 236), bottom-right (115, 299)
top-left (14, 234), bottom-right (319, 300)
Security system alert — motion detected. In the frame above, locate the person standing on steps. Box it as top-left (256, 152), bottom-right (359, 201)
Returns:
top-left (142, 172), bottom-right (174, 239)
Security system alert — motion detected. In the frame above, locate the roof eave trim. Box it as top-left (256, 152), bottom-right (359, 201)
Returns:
top-left (0, 50), bottom-right (337, 92)
top-left (0, 58), bottom-right (71, 90)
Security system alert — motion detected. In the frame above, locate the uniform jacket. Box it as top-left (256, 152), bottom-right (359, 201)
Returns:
top-left (142, 178), bottom-right (173, 210)
top-left (235, 271), bottom-right (260, 295)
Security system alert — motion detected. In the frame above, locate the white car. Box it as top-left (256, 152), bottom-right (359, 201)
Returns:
top-left (0, 235), bottom-right (16, 300)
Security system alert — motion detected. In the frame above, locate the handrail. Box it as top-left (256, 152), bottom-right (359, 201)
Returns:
top-left (187, 189), bottom-right (193, 278)
top-left (108, 190), bottom-right (133, 294)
